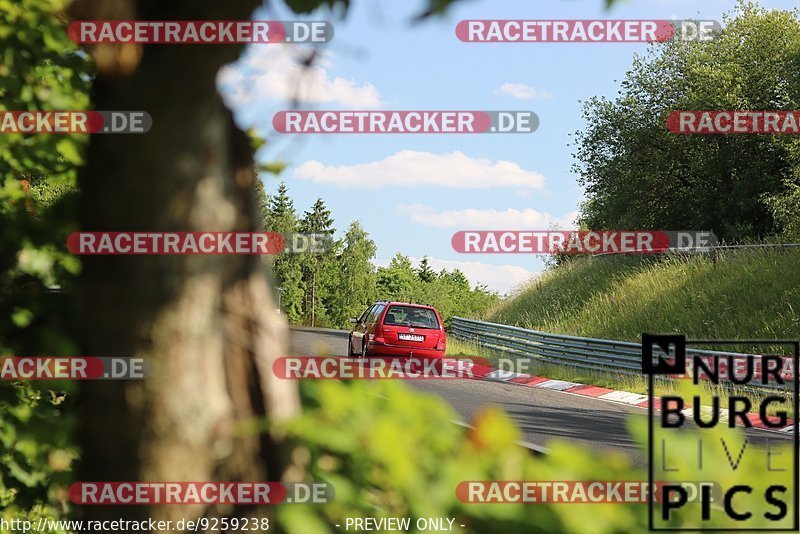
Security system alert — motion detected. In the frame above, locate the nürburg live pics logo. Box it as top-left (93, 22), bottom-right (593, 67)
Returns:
top-left (643, 333), bottom-right (799, 531)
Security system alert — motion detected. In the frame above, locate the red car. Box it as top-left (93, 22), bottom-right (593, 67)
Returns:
top-left (348, 301), bottom-right (447, 358)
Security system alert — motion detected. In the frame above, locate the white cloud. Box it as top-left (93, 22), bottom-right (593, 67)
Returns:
top-left (397, 204), bottom-right (579, 229)
top-left (496, 82), bottom-right (552, 100)
top-left (373, 256), bottom-right (538, 295)
top-left (218, 44), bottom-right (383, 109)
top-left (293, 151), bottom-right (546, 190)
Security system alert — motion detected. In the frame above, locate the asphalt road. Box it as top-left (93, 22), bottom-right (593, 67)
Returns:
top-left (288, 327), bottom-right (793, 467)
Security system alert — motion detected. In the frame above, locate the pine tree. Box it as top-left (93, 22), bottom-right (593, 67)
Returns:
top-left (298, 197), bottom-right (335, 236)
top-left (264, 182), bottom-right (303, 321)
top-left (299, 198), bottom-right (335, 326)
top-left (265, 182), bottom-right (297, 233)
top-left (254, 178), bottom-right (269, 230)
top-left (416, 256), bottom-right (436, 283)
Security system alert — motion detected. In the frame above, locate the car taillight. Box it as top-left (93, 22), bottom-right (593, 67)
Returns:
top-left (436, 334), bottom-right (446, 351)
top-left (373, 323), bottom-right (385, 343)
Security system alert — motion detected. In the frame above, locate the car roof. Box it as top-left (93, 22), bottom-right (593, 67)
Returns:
top-left (376, 301), bottom-right (437, 311)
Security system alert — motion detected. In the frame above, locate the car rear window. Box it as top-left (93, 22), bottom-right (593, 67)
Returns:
top-left (383, 305), bottom-right (439, 328)
top-left (368, 303), bottom-right (385, 323)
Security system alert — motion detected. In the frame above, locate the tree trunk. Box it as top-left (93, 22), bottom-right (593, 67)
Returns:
top-left (72, 0), bottom-right (301, 526)
top-left (311, 269), bottom-right (316, 327)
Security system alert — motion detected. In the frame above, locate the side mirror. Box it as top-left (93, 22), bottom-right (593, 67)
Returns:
top-left (348, 317), bottom-right (358, 324)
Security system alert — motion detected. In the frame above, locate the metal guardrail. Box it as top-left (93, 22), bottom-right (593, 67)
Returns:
top-left (450, 317), bottom-right (791, 392)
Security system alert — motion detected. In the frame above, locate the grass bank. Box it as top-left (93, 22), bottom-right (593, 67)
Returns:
top-left (447, 248), bottom-right (800, 417)
top-left (490, 248), bottom-right (800, 345)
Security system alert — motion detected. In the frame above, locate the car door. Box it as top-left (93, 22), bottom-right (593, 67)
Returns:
top-left (362, 303), bottom-right (385, 351)
top-left (352, 304), bottom-right (374, 352)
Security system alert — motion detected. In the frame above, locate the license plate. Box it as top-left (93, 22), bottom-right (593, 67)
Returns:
top-left (398, 333), bottom-right (424, 342)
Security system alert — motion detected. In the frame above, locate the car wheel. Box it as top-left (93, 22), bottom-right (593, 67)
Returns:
top-left (361, 336), bottom-right (368, 358)
top-left (348, 335), bottom-right (358, 357)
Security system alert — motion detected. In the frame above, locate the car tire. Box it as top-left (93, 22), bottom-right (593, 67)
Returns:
top-left (348, 335), bottom-right (358, 357)
top-left (361, 335), bottom-right (368, 358)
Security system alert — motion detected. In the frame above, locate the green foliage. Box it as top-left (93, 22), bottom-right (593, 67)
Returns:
top-left (265, 182), bottom-right (299, 234)
top-left (282, 0), bottom-right (350, 15)
top-left (299, 198), bottom-right (337, 327)
top-left (574, 1), bottom-right (800, 241)
top-left (0, 382), bottom-right (77, 528)
top-left (0, 1), bottom-right (89, 526)
top-left (255, 179), bottom-right (269, 228)
top-left (276, 378), bottom-right (793, 532)
top-left (491, 248), bottom-right (800, 341)
top-left (0, 0), bottom-right (89, 356)
top-left (376, 254), bottom-right (418, 303)
top-left (300, 198), bottom-right (335, 236)
top-left (416, 257), bottom-right (435, 283)
top-left (0, 1), bottom-right (728, 531)
top-left (376, 254), bottom-right (500, 328)
top-left (327, 221), bottom-right (378, 327)
top-left (764, 141), bottom-right (800, 239)
top-left (262, 184), bottom-right (500, 329)
top-left (263, 182), bottom-right (304, 321)
top-left (765, 182), bottom-right (800, 240)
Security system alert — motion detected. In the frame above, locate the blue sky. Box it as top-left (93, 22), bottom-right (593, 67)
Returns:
top-left (218, 0), bottom-right (798, 294)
